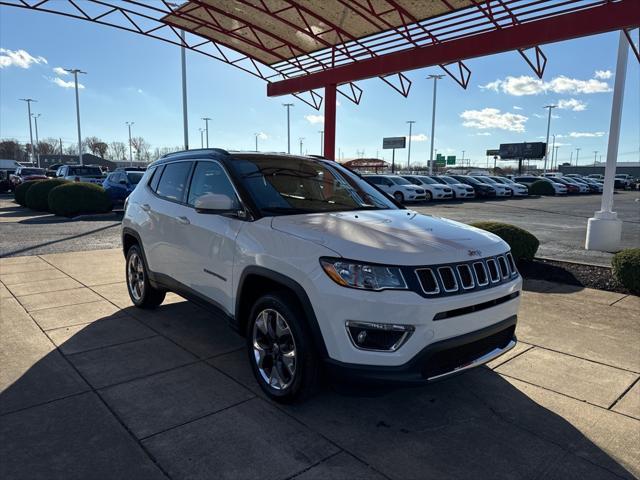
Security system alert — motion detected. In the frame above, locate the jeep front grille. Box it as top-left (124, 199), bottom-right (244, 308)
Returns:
top-left (415, 254), bottom-right (518, 297)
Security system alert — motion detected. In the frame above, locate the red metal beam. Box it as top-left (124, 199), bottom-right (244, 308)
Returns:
top-left (324, 84), bottom-right (337, 161)
top-left (268, 0), bottom-right (639, 96)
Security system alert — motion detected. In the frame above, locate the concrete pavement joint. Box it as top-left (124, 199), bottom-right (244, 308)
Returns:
top-left (285, 450), bottom-right (343, 480)
top-left (608, 376), bottom-right (640, 413)
top-left (488, 344), bottom-right (535, 370)
top-left (61, 333), bottom-right (160, 356)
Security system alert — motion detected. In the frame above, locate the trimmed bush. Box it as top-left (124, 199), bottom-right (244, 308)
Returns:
top-left (25, 179), bottom-right (70, 212)
top-left (14, 180), bottom-right (43, 206)
top-left (612, 248), bottom-right (640, 294)
top-left (470, 221), bottom-right (540, 261)
top-left (528, 180), bottom-right (555, 196)
top-left (48, 182), bottom-right (112, 217)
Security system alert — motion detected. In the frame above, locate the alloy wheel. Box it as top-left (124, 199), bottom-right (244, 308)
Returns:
top-left (252, 308), bottom-right (297, 390)
top-left (127, 251), bottom-right (145, 301)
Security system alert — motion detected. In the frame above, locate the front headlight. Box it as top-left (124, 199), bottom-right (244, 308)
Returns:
top-left (320, 258), bottom-right (407, 291)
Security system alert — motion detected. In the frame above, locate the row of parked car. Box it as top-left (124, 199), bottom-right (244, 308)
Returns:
top-left (362, 172), bottom-right (617, 203)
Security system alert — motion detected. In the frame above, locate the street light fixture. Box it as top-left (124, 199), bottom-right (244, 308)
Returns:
top-left (19, 98), bottom-right (36, 164)
top-left (427, 74), bottom-right (445, 174)
top-left (201, 117), bottom-right (211, 148)
top-left (64, 68), bottom-right (87, 166)
top-left (542, 104), bottom-right (557, 174)
top-left (32, 113), bottom-right (41, 167)
top-left (126, 122), bottom-right (134, 166)
top-left (283, 103), bottom-right (293, 154)
top-left (406, 120), bottom-right (416, 169)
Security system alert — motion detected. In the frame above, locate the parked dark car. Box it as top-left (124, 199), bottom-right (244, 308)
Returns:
top-left (450, 175), bottom-right (497, 198)
top-left (103, 170), bottom-right (144, 205)
top-left (9, 166), bottom-right (48, 188)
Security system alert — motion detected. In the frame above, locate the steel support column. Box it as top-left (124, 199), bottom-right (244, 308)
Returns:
top-left (324, 84), bottom-right (336, 160)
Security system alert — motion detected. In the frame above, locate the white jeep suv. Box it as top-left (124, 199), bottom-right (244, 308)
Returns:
top-left (122, 150), bottom-right (521, 402)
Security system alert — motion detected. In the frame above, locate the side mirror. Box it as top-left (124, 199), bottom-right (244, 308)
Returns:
top-left (194, 193), bottom-right (239, 213)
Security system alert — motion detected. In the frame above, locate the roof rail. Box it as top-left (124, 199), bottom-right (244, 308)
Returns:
top-left (160, 148), bottom-right (229, 159)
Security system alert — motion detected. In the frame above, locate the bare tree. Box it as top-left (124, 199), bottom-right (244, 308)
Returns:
top-left (37, 138), bottom-right (59, 155)
top-left (108, 141), bottom-right (127, 161)
top-left (0, 139), bottom-right (27, 161)
top-left (85, 136), bottom-right (108, 158)
top-left (130, 136), bottom-right (151, 162)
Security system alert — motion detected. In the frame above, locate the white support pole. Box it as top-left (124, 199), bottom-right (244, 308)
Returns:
top-left (585, 30), bottom-right (628, 252)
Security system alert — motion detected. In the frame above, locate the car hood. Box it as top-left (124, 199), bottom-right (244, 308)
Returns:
top-left (271, 209), bottom-right (508, 265)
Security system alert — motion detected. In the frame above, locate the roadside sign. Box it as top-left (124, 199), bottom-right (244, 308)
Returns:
top-left (436, 154), bottom-right (446, 166)
top-left (446, 156), bottom-right (456, 165)
top-left (383, 137), bottom-right (406, 149)
top-left (486, 149), bottom-right (500, 156)
top-left (498, 142), bottom-right (546, 159)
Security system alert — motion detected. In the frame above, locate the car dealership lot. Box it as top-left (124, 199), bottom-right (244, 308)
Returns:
top-left (1, 250), bottom-right (638, 479)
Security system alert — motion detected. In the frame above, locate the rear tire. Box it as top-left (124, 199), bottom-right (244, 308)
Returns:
top-left (393, 191), bottom-right (404, 203)
top-left (126, 244), bottom-right (166, 308)
top-left (425, 191), bottom-right (432, 202)
top-left (247, 292), bottom-right (320, 403)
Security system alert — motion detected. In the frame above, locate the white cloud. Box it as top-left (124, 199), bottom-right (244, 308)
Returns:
top-left (594, 70), bottom-right (612, 79)
top-left (460, 108), bottom-right (528, 133)
top-left (407, 133), bottom-right (428, 142)
top-left (557, 98), bottom-right (587, 111)
top-left (257, 132), bottom-right (268, 140)
top-left (513, 106), bottom-right (523, 110)
top-left (336, 100), bottom-right (341, 107)
top-left (304, 114), bottom-right (324, 124)
top-left (50, 77), bottom-right (84, 89)
top-left (480, 74), bottom-right (611, 96)
top-left (568, 131), bottom-right (605, 138)
top-left (0, 48), bottom-right (47, 69)
top-left (476, 132), bottom-right (492, 136)
top-left (53, 66), bottom-right (68, 76)
top-left (137, 88), bottom-right (144, 94)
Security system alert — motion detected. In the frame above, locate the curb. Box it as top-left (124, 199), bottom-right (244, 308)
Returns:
top-left (71, 211), bottom-right (122, 221)
top-left (534, 256), bottom-right (612, 269)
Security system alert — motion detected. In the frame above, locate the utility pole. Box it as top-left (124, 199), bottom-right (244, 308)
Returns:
top-left (427, 74), bottom-right (444, 174)
top-left (542, 104), bottom-right (557, 174)
top-left (299, 137), bottom-right (304, 155)
top-left (201, 117), bottom-right (211, 148)
top-left (126, 122), bottom-right (134, 166)
top-left (551, 134), bottom-right (556, 170)
top-left (406, 120), bottom-right (416, 169)
top-left (64, 68), bottom-right (86, 165)
top-left (254, 133), bottom-right (259, 152)
top-left (576, 147), bottom-right (581, 166)
top-left (593, 150), bottom-right (598, 166)
top-left (569, 151), bottom-right (573, 166)
top-left (59, 138), bottom-right (63, 156)
top-left (283, 103), bottom-right (293, 154)
top-left (19, 98), bottom-right (36, 164)
top-left (199, 128), bottom-right (204, 148)
top-left (319, 130), bottom-right (324, 156)
top-left (554, 146), bottom-right (560, 170)
top-left (32, 113), bottom-right (41, 168)
top-left (180, 29), bottom-right (189, 150)
top-left (461, 150), bottom-right (465, 169)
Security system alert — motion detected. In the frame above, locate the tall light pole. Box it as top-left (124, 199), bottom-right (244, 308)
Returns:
top-left (201, 117), bottom-right (211, 148)
top-left (254, 133), bottom-right (259, 152)
top-left (318, 131), bottom-right (324, 156)
top-left (299, 137), bottom-right (304, 155)
top-left (19, 98), bottom-right (36, 164)
top-left (461, 150), bottom-right (466, 168)
top-left (126, 122), bottom-right (134, 166)
top-left (593, 150), bottom-right (598, 166)
top-left (283, 103), bottom-right (293, 154)
top-left (427, 74), bottom-right (444, 174)
top-left (550, 134), bottom-right (556, 170)
top-left (406, 120), bottom-right (416, 169)
top-left (32, 114), bottom-right (41, 167)
top-left (180, 29), bottom-right (189, 150)
top-left (64, 68), bottom-right (86, 166)
top-left (199, 128), bottom-right (204, 148)
top-left (554, 146), bottom-right (560, 170)
top-left (542, 104), bottom-right (557, 174)
top-left (576, 147), bottom-right (581, 166)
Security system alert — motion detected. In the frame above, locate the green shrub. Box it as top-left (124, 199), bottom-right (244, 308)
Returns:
top-left (48, 182), bottom-right (112, 217)
top-left (612, 248), bottom-right (640, 294)
top-left (14, 180), bottom-right (43, 206)
top-left (25, 179), bottom-right (70, 211)
top-left (470, 221), bottom-right (540, 261)
top-left (528, 180), bottom-right (556, 196)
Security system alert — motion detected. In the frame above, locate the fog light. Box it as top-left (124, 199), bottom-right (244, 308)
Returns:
top-left (346, 321), bottom-right (414, 352)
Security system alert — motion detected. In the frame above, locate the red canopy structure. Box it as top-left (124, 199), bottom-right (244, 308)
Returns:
top-left (4, 0), bottom-right (638, 160)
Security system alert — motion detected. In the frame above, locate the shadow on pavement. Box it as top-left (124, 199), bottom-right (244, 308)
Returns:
top-left (1, 299), bottom-right (634, 479)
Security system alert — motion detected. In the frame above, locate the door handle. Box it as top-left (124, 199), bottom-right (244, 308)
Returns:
top-left (176, 216), bottom-right (190, 225)
top-left (140, 203), bottom-right (151, 212)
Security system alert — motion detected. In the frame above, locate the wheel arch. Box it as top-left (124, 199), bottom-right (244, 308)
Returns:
top-left (235, 266), bottom-right (328, 359)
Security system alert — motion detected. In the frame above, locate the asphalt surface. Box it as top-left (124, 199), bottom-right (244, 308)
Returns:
top-left (1, 192), bottom-right (638, 265)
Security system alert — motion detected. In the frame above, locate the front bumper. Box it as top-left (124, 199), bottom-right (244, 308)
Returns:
top-left (326, 315), bottom-right (517, 384)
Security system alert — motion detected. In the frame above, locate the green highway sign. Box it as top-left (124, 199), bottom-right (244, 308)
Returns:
top-left (446, 156), bottom-right (456, 165)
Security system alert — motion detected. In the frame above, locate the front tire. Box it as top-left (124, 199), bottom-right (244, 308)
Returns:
top-left (425, 191), bottom-right (432, 202)
top-left (247, 293), bottom-right (320, 403)
top-left (126, 244), bottom-right (166, 308)
top-left (393, 191), bottom-right (404, 203)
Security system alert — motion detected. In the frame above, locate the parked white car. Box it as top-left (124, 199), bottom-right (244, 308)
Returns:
top-left (473, 176), bottom-right (513, 197)
top-left (365, 174), bottom-right (427, 203)
top-left (122, 151), bottom-right (521, 402)
top-left (429, 175), bottom-right (476, 199)
top-left (489, 176), bottom-right (529, 197)
top-left (56, 165), bottom-right (105, 184)
top-left (402, 175), bottom-right (454, 200)
top-left (514, 176), bottom-right (568, 195)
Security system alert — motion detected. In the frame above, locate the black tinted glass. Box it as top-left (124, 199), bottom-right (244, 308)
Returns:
top-left (156, 162), bottom-right (192, 202)
top-left (188, 162), bottom-right (237, 206)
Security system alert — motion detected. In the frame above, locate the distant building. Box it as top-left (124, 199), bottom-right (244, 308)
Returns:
top-left (558, 162), bottom-right (639, 177)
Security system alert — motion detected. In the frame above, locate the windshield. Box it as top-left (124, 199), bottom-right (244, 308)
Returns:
top-left (389, 176), bottom-right (411, 185)
top-left (69, 166), bottom-right (102, 176)
top-left (20, 168), bottom-right (45, 176)
top-left (462, 176), bottom-right (483, 185)
top-left (229, 155), bottom-right (397, 215)
top-left (127, 172), bottom-right (144, 184)
top-left (437, 176), bottom-right (459, 185)
top-left (415, 176), bottom-right (438, 185)
top-left (490, 177), bottom-right (508, 184)
top-left (477, 176), bottom-right (498, 184)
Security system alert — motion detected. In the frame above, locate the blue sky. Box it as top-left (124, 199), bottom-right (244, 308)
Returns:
top-left (1, 5), bottom-right (638, 168)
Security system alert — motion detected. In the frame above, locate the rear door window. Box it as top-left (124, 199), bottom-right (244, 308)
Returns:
top-left (155, 162), bottom-right (192, 203)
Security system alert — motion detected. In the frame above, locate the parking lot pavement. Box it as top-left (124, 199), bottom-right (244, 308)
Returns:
top-left (413, 191), bottom-right (640, 266)
top-left (1, 250), bottom-right (639, 480)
